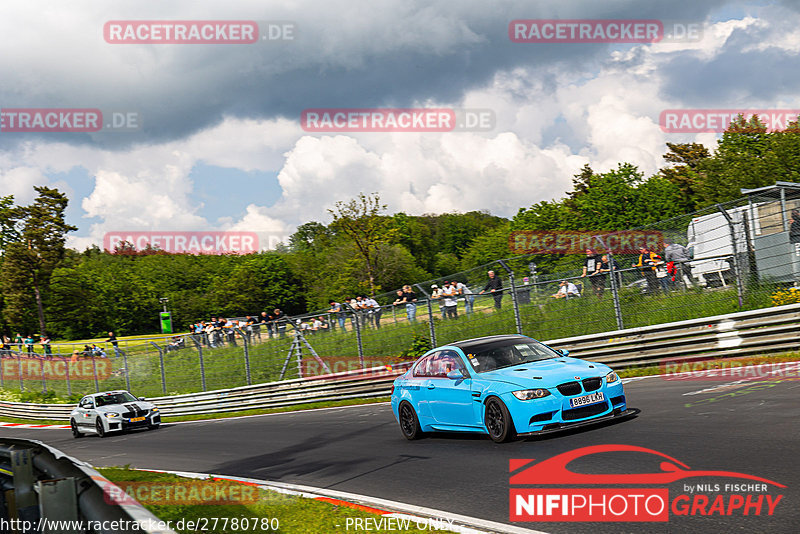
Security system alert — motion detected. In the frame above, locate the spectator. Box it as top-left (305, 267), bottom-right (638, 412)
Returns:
top-left (329, 301), bottom-right (347, 331)
top-left (455, 280), bottom-right (474, 315)
top-left (313, 316), bottom-right (328, 332)
top-left (597, 255), bottom-right (619, 291)
top-left (441, 281), bottom-right (459, 319)
top-left (245, 315), bottom-right (259, 341)
top-left (222, 318), bottom-right (238, 346)
top-left (479, 270), bottom-right (504, 309)
top-left (364, 295), bottom-right (382, 328)
top-left (260, 311), bottom-right (273, 338)
top-left (581, 248), bottom-right (605, 298)
top-left (14, 333), bottom-right (23, 352)
top-left (664, 240), bottom-right (694, 289)
top-left (401, 285), bottom-right (418, 321)
top-left (106, 331), bottom-right (122, 358)
top-left (24, 335), bottom-right (34, 354)
top-left (632, 246), bottom-right (662, 294)
top-left (166, 335), bottom-right (185, 352)
top-left (91, 344), bottom-right (107, 358)
top-left (430, 284), bottom-right (445, 318)
top-left (82, 344), bottom-right (93, 357)
top-left (790, 209), bottom-right (800, 245)
top-left (552, 280), bottom-right (581, 299)
top-left (1, 337), bottom-right (11, 356)
top-left (40, 335), bottom-right (52, 356)
top-left (273, 308), bottom-right (287, 337)
top-left (205, 320), bottom-right (218, 348)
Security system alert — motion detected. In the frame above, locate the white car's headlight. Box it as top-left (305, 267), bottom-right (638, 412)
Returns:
top-left (606, 371), bottom-right (620, 384)
top-left (104, 412), bottom-right (120, 418)
top-left (512, 389), bottom-right (551, 400)
top-left (150, 407), bottom-right (159, 412)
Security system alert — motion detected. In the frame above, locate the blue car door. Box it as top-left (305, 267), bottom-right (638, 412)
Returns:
top-left (424, 350), bottom-right (481, 428)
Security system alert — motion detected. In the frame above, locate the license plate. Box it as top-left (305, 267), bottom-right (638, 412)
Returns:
top-left (569, 392), bottom-right (604, 408)
top-left (129, 416), bottom-right (145, 422)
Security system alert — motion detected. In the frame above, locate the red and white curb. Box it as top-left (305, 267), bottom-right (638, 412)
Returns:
top-left (137, 469), bottom-right (547, 534)
top-left (0, 422), bottom-right (69, 429)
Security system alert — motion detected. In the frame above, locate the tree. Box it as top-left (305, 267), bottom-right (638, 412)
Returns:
top-left (1, 187), bottom-right (77, 336)
top-left (328, 192), bottom-right (398, 295)
top-left (660, 142), bottom-right (710, 212)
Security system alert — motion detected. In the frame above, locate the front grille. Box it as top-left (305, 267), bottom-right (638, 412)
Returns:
top-left (557, 382), bottom-right (582, 396)
top-left (582, 377), bottom-right (602, 392)
top-left (610, 395), bottom-right (626, 406)
top-left (121, 404), bottom-right (146, 418)
top-left (563, 401), bottom-right (609, 421)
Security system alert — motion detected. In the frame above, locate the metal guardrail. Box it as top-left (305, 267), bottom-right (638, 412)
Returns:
top-left (2, 303), bottom-right (799, 422)
top-left (0, 438), bottom-right (176, 533)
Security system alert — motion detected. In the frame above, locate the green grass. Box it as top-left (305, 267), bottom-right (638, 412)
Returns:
top-left (97, 467), bottom-right (431, 534)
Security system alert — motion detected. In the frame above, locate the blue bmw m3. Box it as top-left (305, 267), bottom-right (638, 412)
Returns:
top-left (391, 334), bottom-right (636, 442)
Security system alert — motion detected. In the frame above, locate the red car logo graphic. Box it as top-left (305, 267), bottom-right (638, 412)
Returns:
top-left (510, 444), bottom-right (785, 487)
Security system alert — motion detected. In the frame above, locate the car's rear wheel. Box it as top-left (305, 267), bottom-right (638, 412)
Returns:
top-left (70, 419), bottom-right (83, 439)
top-left (399, 402), bottom-right (423, 440)
top-left (95, 418), bottom-right (107, 438)
top-left (485, 398), bottom-right (516, 443)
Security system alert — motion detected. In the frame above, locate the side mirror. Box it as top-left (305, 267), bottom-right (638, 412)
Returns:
top-left (446, 369), bottom-right (465, 380)
top-left (558, 349), bottom-right (570, 357)
top-left (138, 397), bottom-right (146, 401)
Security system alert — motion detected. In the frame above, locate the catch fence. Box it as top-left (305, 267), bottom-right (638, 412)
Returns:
top-left (2, 184), bottom-right (800, 398)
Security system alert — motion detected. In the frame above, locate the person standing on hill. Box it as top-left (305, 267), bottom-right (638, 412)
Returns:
top-left (480, 270), bottom-right (504, 309)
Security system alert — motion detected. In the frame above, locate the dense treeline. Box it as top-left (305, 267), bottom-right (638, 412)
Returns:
top-left (1, 115), bottom-right (799, 340)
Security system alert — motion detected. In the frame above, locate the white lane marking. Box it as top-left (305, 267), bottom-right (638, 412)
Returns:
top-left (135, 468), bottom-right (549, 534)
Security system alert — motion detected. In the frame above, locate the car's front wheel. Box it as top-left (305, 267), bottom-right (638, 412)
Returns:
top-left (70, 419), bottom-right (83, 439)
top-left (484, 398), bottom-right (516, 443)
top-left (95, 418), bottom-right (107, 438)
top-left (148, 421), bottom-right (160, 430)
top-left (399, 402), bottom-right (423, 440)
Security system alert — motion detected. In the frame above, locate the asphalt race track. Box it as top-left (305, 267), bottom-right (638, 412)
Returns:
top-left (2, 374), bottom-right (798, 533)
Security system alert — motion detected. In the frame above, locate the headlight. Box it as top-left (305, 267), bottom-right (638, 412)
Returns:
top-left (606, 371), bottom-right (620, 384)
top-left (104, 412), bottom-right (120, 418)
top-left (512, 389), bottom-right (551, 400)
top-left (150, 407), bottom-right (159, 412)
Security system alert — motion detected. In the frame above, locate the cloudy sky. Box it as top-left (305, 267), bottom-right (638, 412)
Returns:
top-left (1, 0), bottom-right (797, 251)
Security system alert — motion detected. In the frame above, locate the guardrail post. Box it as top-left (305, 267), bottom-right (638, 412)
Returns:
top-left (120, 349), bottom-right (131, 391)
top-left (593, 235), bottom-right (625, 331)
top-left (344, 302), bottom-right (364, 367)
top-left (18, 353), bottom-right (24, 391)
top-left (40, 355), bottom-right (48, 393)
top-left (11, 449), bottom-right (40, 525)
top-left (64, 357), bottom-right (71, 397)
top-left (91, 355), bottom-right (99, 392)
top-left (415, 284), bottom-right (437, 347)
top-left (236, 327), bottom-right (252, 385)
top-left (717, 204), bottom-right (745, 308)
top-left (189, 336), bottom-right (207, 391)
top-left (150, 342), bottom-right (168, 395)
top-left (498, 260), bottom-right (523, 335)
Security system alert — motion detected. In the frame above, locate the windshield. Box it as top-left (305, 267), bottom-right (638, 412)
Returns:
top-left (465, 340), bottom-right (559, 373)
top-left (95, 392), bottom-right (138, 406)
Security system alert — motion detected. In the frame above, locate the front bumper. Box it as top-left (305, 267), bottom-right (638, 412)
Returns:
top-left (107, 414), bottom-right (160, 431)
top-left (516, 407), bottom-right (639, 437)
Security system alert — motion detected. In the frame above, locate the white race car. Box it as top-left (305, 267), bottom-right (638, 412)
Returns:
top-left (70, 390), bottom-right (160, 438)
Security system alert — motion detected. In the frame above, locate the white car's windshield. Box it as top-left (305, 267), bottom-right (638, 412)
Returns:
top-left (466, 340), bottom-right (559, 373)
top-left (95, 392), bottom-right (138, 406)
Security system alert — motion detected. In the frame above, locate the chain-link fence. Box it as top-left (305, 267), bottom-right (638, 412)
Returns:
top-left (3, 184), bottom-right (799, 400)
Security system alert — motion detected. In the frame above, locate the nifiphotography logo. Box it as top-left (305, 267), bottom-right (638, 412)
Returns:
top-left (509, 445), bottom-right (785, 522)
